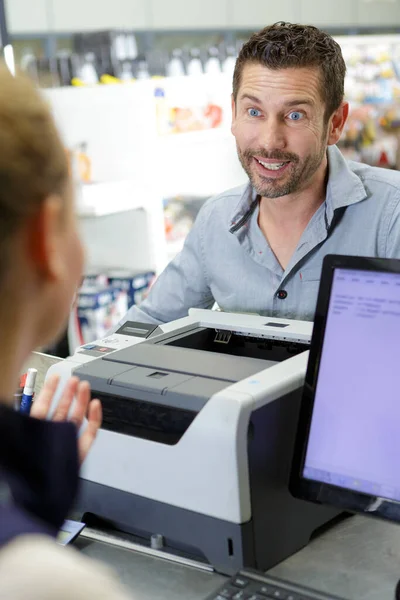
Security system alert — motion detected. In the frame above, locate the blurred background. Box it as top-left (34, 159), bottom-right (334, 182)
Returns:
top-left (3, 0), bottom-right (400, 353)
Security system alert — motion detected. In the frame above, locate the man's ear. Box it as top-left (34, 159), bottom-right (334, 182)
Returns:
top-left (25, 195), bottom-right (64, 282)
top-left (327, 101), bottom-right (349, 146)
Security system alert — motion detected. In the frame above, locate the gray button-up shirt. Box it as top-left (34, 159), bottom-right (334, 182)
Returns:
top-left (121, 145), bottom-right (400, 325)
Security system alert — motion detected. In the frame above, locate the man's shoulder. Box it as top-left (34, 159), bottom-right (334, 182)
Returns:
top-left (200, 183), bottom-right (250, 219)
top-left (348, 159), bottom-right (400, 192)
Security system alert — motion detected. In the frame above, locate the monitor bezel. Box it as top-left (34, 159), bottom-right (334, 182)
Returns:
top-left (290, 254), bottom-right (400, 523)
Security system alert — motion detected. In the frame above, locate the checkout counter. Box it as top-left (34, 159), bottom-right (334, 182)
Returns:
top-left (73, 516), bottom-right (400, 600)
top-left (48, 309), bottom-right (338, 575)
top-left (43, 252), bottom-right (400, 600)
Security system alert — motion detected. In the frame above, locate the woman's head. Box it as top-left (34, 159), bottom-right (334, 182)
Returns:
top-left (0, 65), bottom-right (84, 348)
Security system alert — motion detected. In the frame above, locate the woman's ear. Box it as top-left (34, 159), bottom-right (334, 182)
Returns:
top-left (25, 195), bottom-right (64, 282)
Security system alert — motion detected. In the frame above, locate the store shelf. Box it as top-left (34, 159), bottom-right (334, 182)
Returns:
top-left (46, 75), bottom-right (244, 276)
top-left (77, 180), bottom-right (149, 217)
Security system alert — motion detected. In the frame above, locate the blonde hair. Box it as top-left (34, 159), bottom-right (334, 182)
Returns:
top-left (0, 64), bottom-right (69, 273)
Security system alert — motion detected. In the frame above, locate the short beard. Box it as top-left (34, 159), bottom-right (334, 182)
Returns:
top-left (237, 143), bottom-right (327, 199)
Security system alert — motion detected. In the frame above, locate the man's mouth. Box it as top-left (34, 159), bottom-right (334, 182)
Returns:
top-left (253, 157), bottom-right (292, 174)
top-left (256, 159), bottom-right (289, 171)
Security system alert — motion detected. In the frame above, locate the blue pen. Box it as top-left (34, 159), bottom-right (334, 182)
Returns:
top-left (20, 368), bottom-right (37, 415)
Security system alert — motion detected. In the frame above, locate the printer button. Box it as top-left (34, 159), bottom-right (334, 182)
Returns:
top-left (232, 577), bottom-right (250, 589)
top-left (277, 290), bottom-right (288, 300)
top-left (257, 585), bottom-right (274, 596)
top-left (269, 589), bottom-right (291, 599)
top-left (232, 592), bottom-right (251, 600)
top-left (217, 588), bottom-right (235, 598)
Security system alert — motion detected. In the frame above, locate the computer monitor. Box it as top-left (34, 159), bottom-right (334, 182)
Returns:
top-left (291, 254), bottom-right (400, 523)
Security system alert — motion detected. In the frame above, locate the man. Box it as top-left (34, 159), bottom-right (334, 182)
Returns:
top-left (121, 22), bottom-right (400, 326)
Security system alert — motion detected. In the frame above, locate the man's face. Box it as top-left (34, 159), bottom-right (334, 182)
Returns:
top-left (231, 64), bottom-right (331, 199)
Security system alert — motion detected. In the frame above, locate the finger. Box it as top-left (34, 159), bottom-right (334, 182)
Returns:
top-left (52, 377), bottom-right (80, 422)
top-left (78, 399), bottom-right (102, 465)
top-left (30, 374), bottom-right (60, 420)
top-left (69, 380), bottom-right (91, 430)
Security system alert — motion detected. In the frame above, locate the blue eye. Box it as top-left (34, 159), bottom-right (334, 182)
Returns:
top-left (248, 108), bottom-right (261, 117)
top-left (288, 111), bottom-right (302, 121)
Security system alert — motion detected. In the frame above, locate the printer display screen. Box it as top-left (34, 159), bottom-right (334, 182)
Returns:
top-left (303, 267), bottom-right (400, 502)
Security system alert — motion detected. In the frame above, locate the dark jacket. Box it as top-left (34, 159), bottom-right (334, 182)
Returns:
top-left (0, 404), bottom-right (79, 545)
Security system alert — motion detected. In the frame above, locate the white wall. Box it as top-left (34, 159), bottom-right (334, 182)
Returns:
top-left (6, 0), bottom-right (400, 34)
top-left (51, 0), bottom-right (149, 31)
top-left (6, 0), bottom-right (49, 33)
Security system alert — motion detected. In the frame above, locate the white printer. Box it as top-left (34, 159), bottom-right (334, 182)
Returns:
top-left (47, 309), bottom-right (339, 575)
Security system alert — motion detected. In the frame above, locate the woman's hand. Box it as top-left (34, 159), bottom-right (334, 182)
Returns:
top-left (30, 374), bottom-right (102, 465)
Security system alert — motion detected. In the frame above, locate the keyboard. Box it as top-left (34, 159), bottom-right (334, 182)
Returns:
top-left (206, 570), bottom-right (347, 600)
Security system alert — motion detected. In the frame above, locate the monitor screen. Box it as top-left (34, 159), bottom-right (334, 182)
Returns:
top-left (302, 265), bottom-right (400, 503)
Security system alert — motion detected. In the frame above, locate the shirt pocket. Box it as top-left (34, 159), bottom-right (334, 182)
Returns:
top-left (298, 267), bottom-right (322, 282)
top-left (297, 269), bottom-right (322, 318)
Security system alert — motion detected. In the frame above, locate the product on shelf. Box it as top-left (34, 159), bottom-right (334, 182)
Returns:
top-left (77, 285), bottom-right (119, 344)
top-left (380, 106), bottom-right (400, 169)
top-left (66, 142), bottom-right (92, 184)
top-left (107, 268), bottom-right (155, 309)
top-left (164, 196), bottom-right (208, 258)
top-left (77, 267), bottom-right (155, 343)
top-left (154, 80), bottom-right (224, 135)
top-left (187, 48), bottom-right (203, 77)
top-left (166, 48), bottom-right (186, 77)
top-left (338, 35), bottom-right (400, 168)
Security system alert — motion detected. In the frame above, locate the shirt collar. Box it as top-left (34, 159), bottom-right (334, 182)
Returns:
top-left (229, 145), bottom-right (368, 233)
top-left (324, 145), bottom-right (367, 224)
top-left (229, 185), bottom-right (258, 233)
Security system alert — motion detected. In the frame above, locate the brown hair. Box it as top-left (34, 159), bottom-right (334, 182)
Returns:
top-left (233, 22), bottom-right (346, 119)
top-left (0, 64), bottom-right (69, 276)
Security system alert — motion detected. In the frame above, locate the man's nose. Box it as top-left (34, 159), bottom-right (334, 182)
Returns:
top-left (261, 117), bottom-right (286, 151)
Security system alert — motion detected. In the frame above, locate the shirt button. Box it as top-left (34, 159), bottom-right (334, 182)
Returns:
top-left (277, 290), bottom-right (288, 300)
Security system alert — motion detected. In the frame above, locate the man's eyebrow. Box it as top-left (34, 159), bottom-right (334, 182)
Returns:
top-left (239, 93), bottom-right (262, 104)
top-left (239, 94), bottom-right (315, 108)
top-left (284, 99), bottom-right (315, 108)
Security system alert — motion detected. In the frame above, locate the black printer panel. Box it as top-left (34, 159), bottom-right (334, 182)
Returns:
top-left (94, 391), bottom-right (196, 445)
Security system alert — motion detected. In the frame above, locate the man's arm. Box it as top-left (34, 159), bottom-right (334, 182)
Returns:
top-left (386, 193), bottom-right (400, 258)
top-left (117, 206), bottom-right (214, 326)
